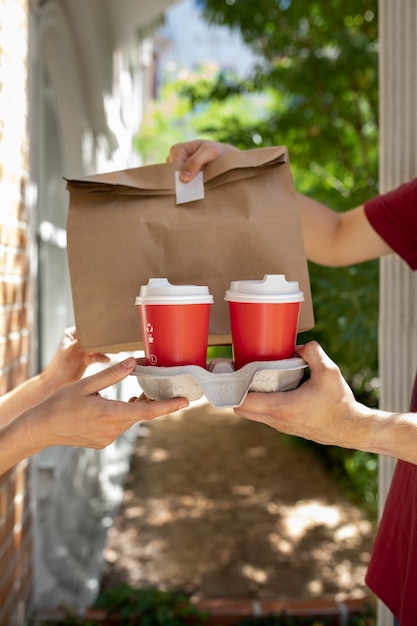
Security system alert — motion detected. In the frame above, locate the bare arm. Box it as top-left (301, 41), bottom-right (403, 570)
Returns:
top-left (0, 330), bottom-right (110, 428)
top-left (296, 194), bottom-right (394, 266)
top-left (235, 341), bottom-right (417, 464)
top-left (167, 139), bottom-right (394, 267)
top-left (0, 358), bottom-right (188, 476)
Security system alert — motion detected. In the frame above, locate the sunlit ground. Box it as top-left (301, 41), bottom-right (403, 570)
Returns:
top-left (102, 400), bottom-right (374, 602)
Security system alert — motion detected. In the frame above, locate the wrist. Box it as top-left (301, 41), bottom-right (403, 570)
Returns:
top-left (0, 409), bottom-right (46, 475)
top-left (331, 399), bottom-right (387, 456)
top-left (356, 405), bottom-right (417, 463)
top-left (37, 367), bottom-right (65, 397)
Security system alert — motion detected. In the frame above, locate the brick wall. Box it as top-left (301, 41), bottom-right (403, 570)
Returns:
top-left (0, 0), bottom-right (34, 623)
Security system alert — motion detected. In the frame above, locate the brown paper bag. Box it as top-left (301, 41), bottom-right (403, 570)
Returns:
top-left (66, 146), bottom-right (314, 353)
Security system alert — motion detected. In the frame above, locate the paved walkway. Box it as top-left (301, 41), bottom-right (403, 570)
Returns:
top-left (101, 400), bottom-right (375, 603)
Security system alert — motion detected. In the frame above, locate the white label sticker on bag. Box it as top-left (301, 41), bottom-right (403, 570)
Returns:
top-left (175, 171), bottom-right (205, 204)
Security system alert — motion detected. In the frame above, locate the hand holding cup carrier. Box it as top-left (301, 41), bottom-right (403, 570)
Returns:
top-left (136, 274), bottom-right (304, 369)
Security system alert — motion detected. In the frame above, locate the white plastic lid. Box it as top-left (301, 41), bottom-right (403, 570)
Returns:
top-left (224, 274), bottom-right (304, 303)
top-left (135, 278), bottom-right (214, 305)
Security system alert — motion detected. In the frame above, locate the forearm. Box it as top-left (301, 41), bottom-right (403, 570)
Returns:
top-left (0, 373), bottom-right (58, 429)
top-left (296, 193), bottom-right (393, 266)
top-left (306, 395), bottom-right (417, 464)
top-left (359, 405), bottom-right (417, 464)
top-left (0, 410), bottom-right (44, 474)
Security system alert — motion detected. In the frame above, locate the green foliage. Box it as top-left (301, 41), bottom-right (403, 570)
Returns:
top-left (137, 1), bottom-right (379, 379)
top-left (134, 64), bottom-right (268, 165)
top-left (93, 584), bottom-right (208, 625)
top-left (316, 442), bottom-right (377, 521)
top-left (207, 344), bottom-right (233, 360)
top-left (299, 260), bottom-right (379, 384)
top-left (173, 1), bottom-right (380, 386)
top-left (185, 1), bottom-right (379, 183)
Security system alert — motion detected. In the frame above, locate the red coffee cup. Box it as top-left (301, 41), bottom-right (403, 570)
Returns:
top-left (224, 274), bottom-right (304, 369)
top-left (135, 278), bottom-right (214, 367)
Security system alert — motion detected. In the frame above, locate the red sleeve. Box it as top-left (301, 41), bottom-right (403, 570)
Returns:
top-left (364, 178), bottom-right (417, 270)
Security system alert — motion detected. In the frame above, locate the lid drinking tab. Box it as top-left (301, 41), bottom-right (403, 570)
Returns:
top-left (135, 278), bottom-right (214, 305)
top-left (224, 274), bottom-right (304, 303)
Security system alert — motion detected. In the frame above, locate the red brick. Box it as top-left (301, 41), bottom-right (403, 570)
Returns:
top-left (0, 561), bottom-right (16, 612)
top-left (0, 603), bottom-right (13, 626)
top-left (0, 508), bottom-right (15, 548)
top-left (0, 534), bottom-right (16, 566)
top-left (0, 482), bottom-right (11, 520)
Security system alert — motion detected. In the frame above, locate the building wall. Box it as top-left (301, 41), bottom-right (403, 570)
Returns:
top-left (0, 0), bottom-right (34, 623)
top-left (0, 0), bottom-right (168, 621)
top-left (377, 2), bottom-right (417, 624)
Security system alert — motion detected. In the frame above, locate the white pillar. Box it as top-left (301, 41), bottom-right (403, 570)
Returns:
top-left (377, 1), bottom-right (417, 624)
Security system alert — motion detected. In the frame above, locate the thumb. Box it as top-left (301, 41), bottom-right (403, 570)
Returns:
top-left (79, 357), bottom-right (137, 395)
top-left (178, 142), bottom-right (214, 182)
top-left (295, 341), bottom-right (333, 372)
top-left (179, 156), bottom-right (203, 182)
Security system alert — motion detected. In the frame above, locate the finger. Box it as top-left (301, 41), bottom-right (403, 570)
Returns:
top-left (80, 357), bottom-right (138, 395)
top-left (235, 391), bottom-right (284, 415)
top-left (234, 406), bottom-right (274, 426)
top-left (60, 328), bottom-right (77, 348)
top-left (179, 147), bottom-right (212, 182)
top-left (88, 353), bottom-right (111, 363)
top-left (168, 141), bottom-right (214, 181)
top-left (295, 342), bottom-right (343, 388)
top-left (128, 392), bottom-right (148, 402)
top-left (166, 140), bottom-right (202, 164)
top-left (64, 326), bottom-right (77, 340)
top-left (166, 146), bottom-right (188, 163)
top-left (294, 341), bottom-right (331, 371)
top-left (136, 396), bottom-right (189, 420)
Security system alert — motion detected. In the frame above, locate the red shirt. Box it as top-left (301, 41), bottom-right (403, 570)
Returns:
top-left (364, 178), bottom-right (417, 625)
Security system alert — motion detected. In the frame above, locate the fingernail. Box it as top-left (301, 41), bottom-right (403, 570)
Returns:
top-left (122, 357), bottom-right (136, 369)
top-left (180, 170), bottom-right (191, 182)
